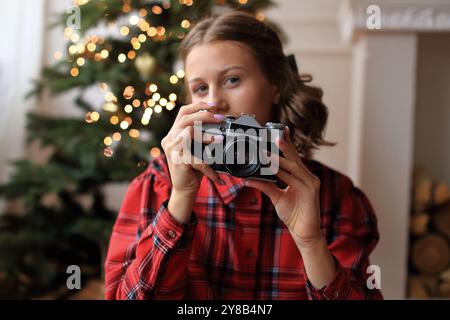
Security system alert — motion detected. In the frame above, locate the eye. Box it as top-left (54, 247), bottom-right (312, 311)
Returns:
top-left (193, 85), bottom-right (208, 95)
top-left (224, 77), bottom-right (240, 86)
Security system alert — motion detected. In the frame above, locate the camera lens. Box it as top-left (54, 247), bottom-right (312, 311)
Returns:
top-left (224, 136), bottom-right (260, 178)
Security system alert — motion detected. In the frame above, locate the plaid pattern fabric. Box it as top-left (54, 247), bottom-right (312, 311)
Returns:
top-left (105, 154), bottom-right (383, 300)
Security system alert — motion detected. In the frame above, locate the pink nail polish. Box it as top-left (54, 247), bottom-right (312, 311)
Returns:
top-left (207, 102), bottom-right (217, 107)
top-left (213, 114), bottom-right (225, 120)
top-left (213, 135), bottom-right (224, 142)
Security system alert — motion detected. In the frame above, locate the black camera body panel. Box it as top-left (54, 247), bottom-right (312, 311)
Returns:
top-left (191, 113), bottom-right (285, 183)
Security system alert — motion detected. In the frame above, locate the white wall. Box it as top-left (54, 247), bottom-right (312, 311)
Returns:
top-left (266, 0), bottom-right (352, 174)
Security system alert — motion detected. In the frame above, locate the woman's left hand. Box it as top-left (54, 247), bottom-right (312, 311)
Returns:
top-left (245, 127), bottom-right (323, 249)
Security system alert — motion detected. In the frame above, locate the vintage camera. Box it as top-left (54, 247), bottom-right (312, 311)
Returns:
top-left (191, 113), bottom-right (285, 182)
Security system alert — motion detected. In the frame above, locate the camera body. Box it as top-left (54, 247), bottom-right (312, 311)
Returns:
top-left (191, 113), bottom-right (285, 182)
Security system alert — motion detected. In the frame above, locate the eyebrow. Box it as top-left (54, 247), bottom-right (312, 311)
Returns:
top-left (188, 66), bottom-right (245, 84)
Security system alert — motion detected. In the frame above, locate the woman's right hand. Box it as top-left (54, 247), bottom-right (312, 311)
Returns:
top-left (161, 101), bottom-right (225, 196)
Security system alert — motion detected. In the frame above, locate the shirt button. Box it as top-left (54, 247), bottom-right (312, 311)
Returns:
top-left (250, 197), bottom-right (258, 205)
top-left (167, 230), bottom-right (177, 239)
top-left (246, 249), bottom-right (254, 257)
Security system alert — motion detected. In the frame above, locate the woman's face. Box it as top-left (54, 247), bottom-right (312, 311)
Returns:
top-left (185, 40), bottom-right (278, 125)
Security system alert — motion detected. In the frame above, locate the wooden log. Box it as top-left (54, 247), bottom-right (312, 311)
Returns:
top-left (410, 212), bottom-right (430, 236)
top-left (440, 268), bottom-right (450, 281)
top-left (434, 183), bottom-right (450, 207)
top-left (438, 281), bottom-right (450, 298)
top-left (411, 233), bottom-right (450, 275)
top-left (433, 201), bottom-right (450, 238)
top-left (413, 169), bottom-right (433, 212)
top-left (408, 275), bottom-right (438, 299)
top-left (68, 279), bottom-right (104, 300)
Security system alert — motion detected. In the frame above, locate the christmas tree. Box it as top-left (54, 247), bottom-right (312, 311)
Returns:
top-left (0, 0), bottom-right (279, 299)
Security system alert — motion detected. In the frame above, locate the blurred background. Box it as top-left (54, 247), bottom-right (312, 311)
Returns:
top-left (0, 0), bottom-right (449, 300)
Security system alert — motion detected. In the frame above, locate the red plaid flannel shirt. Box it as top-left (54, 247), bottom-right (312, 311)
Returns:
top-left (105, 154), bottom-right (383, 300)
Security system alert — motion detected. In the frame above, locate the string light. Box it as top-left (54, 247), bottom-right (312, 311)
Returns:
top-left (87, 43), bottom-right (96, 52)
top-left (54, 51), bottom-right (62, 60)
top-left (151, 6), bottom-right (162, 15)
top-left (139, 9), bottom-right (148, 17)
top-left (256, 12), bottom-right (265, 21)
top-left (159, 98), bottom-right (168, 106)
top-left (112, 132), bottom-right (122, 141)
top-left (149, 84), bottom-right (158, 92)
top-left (118, 53), bottom-right (126, 63)
top-left (70, 33), bottom-right (80, 43)
top-left (103, 102), bottom-right (118, 112)
top-left (127, 50), bottom-right (136, 59)
top-left (176, 70), bottom-right (185, 78)
top-left (150, 147), bottom-right (161, 158)
top-left (123, 86), bottom-right (135, 99)
top-left (129, 129), bottom-right (140, 138)
top-left (120, 121), bottom-right (129, 130)
top-left (104, 92), bottom-right (115, 102)
top-left (129, 15), bottom-right (139, 25)
top-left (120, 26), bottom-right (130, 36)
top-left (104, 137), bottom-right (113, 146)
top-left (76, 57), bottom-right (85, 66)
top-left (132, 99), bottom-right (141, 107)
top-left (181, 20), bottom-right (190, 29)
top-left (100, 49), bottom-right (109, 59)
top-left (124, 105), bottom-right (133, 113)
top-left (85, 112), bottom-right (94, 123)
top-left (71, 68), bottom-right (79, 77)
top-left (138, 34), bottom-right (147, 43)
top-left (90, 112), bottom-right (100, 122)
top-left (169, 93), bottom-right (177, 101)
top-left (169, 75), bottom-right (179, 84)
top-left (166, 101), bottom-right (175, 111)
top-left (68, 45), bottom-right (78, 55)
top-left (104, 147), bottom-right (114, 157)
top-left (147, 27), bottom-right (157, 37)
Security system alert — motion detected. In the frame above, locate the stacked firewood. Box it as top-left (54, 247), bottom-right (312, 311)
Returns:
top-left (408, 168), bottom-right (450, 299)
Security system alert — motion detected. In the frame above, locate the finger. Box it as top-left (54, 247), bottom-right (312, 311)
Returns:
top-left (176, 110), bottom-right (224, 132)
top-left (276, 156), bottom-right (310, 186)
top-left (276, 134), bottom-right (300, 163)
top-left (275, 167), bottom-right (305, 190)
top-left (245, 179), bottom-right (282, 205)
top-left (174, 102), bottom-right (215, 122)
top-left (191, 162), bottom-right (222, 185)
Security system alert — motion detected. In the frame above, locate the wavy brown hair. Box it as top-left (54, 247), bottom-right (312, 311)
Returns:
top-left (178, 11), bottom-right (335, 159)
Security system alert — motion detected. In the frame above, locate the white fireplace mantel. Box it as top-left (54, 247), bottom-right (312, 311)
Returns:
top-left (340, 0), bottom-right (450, 42)
top-left (338, 0), bottom-right (450, 299)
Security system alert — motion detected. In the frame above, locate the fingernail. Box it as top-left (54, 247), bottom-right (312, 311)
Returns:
top-left (213, 114), bottom-right (225, 120)
top-left (213, 135), bottom-right (224, 142)
top-left (207, 102), bottom-right (217, 107)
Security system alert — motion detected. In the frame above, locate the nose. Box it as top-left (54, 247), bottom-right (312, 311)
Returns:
top-left (207, 89), bottom-right (229, 114)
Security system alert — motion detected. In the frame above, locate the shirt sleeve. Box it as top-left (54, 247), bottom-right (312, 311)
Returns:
top-left (305, 183), bottom-right (384, 300)
top-left (104, 157), bottom-right (198, 300)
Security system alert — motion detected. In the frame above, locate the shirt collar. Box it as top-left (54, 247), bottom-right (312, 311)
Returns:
top-left (209, 172), bottom-right (246, 205)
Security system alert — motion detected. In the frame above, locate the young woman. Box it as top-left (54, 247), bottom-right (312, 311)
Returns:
top-left (105, 11), bottom-right (383, 300)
